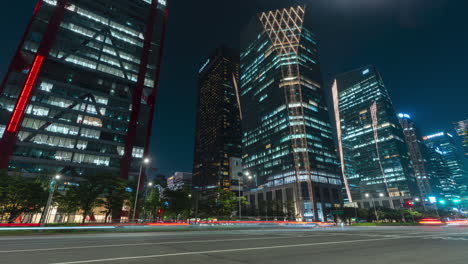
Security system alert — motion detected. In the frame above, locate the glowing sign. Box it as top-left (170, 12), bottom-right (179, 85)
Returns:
top-left (362, 69), bottom-right (370, 75)
top-left (198, 59), bottom-right (210, 74)
top-left (428, 196), bottom-right (437, 203)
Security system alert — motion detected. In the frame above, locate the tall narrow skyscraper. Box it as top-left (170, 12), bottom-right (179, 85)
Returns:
top-left (398, 113), bottom-right (432, 203)
top-left (192, 47), bottom-right (242, 192)
top-left (0, 0), bottom-right (169, 179)
top-left (240, 6), bottom-right (342, 221)
top-left (454, 119), bottom-right (468, 158)
top-left (423, 132), bottom-right (467, 197)
top-left (332, 66), bottom-right (418, 208)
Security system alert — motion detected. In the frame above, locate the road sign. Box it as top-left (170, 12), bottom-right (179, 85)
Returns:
top-left (332, 210), bottom-right (344, 215)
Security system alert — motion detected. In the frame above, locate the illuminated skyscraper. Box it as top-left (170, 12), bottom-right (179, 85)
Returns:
top-left (423, 132), bottom-right (467, 197)
top-left (192, 47), bottom-right (242, 191)
top-left (423, 144), bottom-right (456, 200)
top-left (0, 0), bottom-right (169, 180)
top-left (240, 6), bottom-right (342, 221)
top-left (398, 113), bottom-right (432, 203)
top-left (453, 119), bottom-right (468, 158)
top-left (332, 66), bottom-right (418, 208)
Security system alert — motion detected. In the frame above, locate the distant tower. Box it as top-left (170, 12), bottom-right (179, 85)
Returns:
top-left (332, 66), bottom-right (418, 208)
top-left (453, 119), bottom-right (468, 158)
top-left (423, 132), bottom-right (467, 197)
top-left (397, 113), bottom-right (432, 204)
top-left (240, 6), bottom-right (342, 221)
top-left (0, 0), bottom-right (169, 181)
top-left (192, 47), bottom-right (242, 192)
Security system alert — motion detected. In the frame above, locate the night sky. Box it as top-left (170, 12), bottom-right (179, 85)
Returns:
top-left (0, 0), bottom-right (466, 176)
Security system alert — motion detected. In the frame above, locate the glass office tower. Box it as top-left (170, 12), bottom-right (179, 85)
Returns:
top-left (454, 119), bottom-right (467, 158)
top-left (423, 144), bottom-right (456, 200)
top-left (398, 113), bottom-right (433, 202)
top-left (423, 132), bottom-right (467, 197)
top-left (192, 47), bottom-right (242, 191)
top-left (240, 6), bottom-right (342, 221)
top-left (332, 66), bottom-right (418, 208)
top-left (0, 0), bottom-right (169, 179)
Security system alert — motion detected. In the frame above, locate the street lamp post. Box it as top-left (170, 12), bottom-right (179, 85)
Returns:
top-left (238, 172), bottom-right (253, 220)
top-left (40, 174), bottom-right (61, 226)
top-left (366, 193), bottom-right (379, 222)
top-left (132, 157), bottom-right (150, 222)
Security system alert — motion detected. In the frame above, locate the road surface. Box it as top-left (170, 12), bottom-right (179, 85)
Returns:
top-left (0, 226), bottom-right (467, 263)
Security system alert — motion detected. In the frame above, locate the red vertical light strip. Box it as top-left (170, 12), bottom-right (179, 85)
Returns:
top-left (120, 0), bottom-right (159, 180)
top-left (33, 0), bottom-right (43, 16)
top-left (0, 0), bottom-right (43, 95)
top-left (139, 0), bottom-right (170, 189)
top-left (6, 55), bottom-right (44, 132)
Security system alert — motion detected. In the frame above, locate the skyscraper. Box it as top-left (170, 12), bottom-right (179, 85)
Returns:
top-left (423, 132), bottom-right (467, 197)
top-left (422, 144), bottom-right (456, 200)
top-left (398, 113), bottom-right (432, 203)
top-left (240, 6), bottom-right (342, 221)
top-left (0, 0), bottom-right (169, 180)
top-left (192, 47), bottom-right (242, 192)
top-left (332, 66), bottom-right (418, 208)
top-left (454, 119), bottom-right (468, 158)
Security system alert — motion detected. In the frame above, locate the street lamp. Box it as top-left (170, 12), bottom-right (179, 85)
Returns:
top-left (40, 174), bottom-right (61, 226)
top-left (132, 157), bottom-right (150, 222)
top-left (365, 193), bottom-right (379, 222)
top-left (239, 171), bottom-right (253, 220)
top-left (379, 193), bottom-right (384, 198)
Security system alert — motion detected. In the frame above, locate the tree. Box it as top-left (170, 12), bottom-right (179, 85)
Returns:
top-left (66, 174), bottom-right (106, 224)
top-left (143, 188), bottom-right (162, 221)
top-left (100, 174), bottom-right (130, 223)
top-left (163, 188), bottom-right (192, 220)
top-left (285, 200), bottom-right (296, 220)
top-left (0, 170), bottom-right (48, 223)
top-left (54, 192), bottom-right (80, 223)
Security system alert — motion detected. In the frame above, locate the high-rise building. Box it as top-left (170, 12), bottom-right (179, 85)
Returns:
top-left (423, 132), bottom-right (467, 197)
top-left (240, 6), bottom-right (342, 221)
top-left (192, 47), bottom-right (242, 191)
top-left (422, 144), bottom-right (456, 200)
top-left (167, 172), bottom-right (192, 191)
top-left (332, 66), bottom-right (418, 209)
top-left (398, 113), bottom-right (432, 202)
top-left (0, 0), bottom-right (169, 180)
top-left (454, 119), bottom-right (468, 158)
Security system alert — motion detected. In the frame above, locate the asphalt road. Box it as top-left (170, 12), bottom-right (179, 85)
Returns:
top-left (0, 226), bottom-right (467, 264)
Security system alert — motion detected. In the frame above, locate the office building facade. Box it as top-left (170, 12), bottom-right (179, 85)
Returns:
top-left (398, 113), bottom-right (433, 202)
top-left (454, 119), bottom-right (467, 158)
top-left (167, 172), bottom-right (192, 191)
top-left (240, 6), bottom-right (342, 221)
top-left (0, 0), bottom-right (169, 180)
top-left (423, 132), bottom-right (467, 197)
top-left (332, 66), bottom-right (418, 208)
top-left (192, 47), bottom-right (242, 191)
top-left (422, 144), bottom-right (456, 200)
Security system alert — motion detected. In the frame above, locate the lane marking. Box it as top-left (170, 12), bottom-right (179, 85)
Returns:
top-left (49, 237), bottom-right (406, 264)
top-left (0, 234), bottom-right (330, 253)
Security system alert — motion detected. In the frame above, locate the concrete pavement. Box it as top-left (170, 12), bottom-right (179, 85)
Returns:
top-left (0, 226), bottom-right (467, 263)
